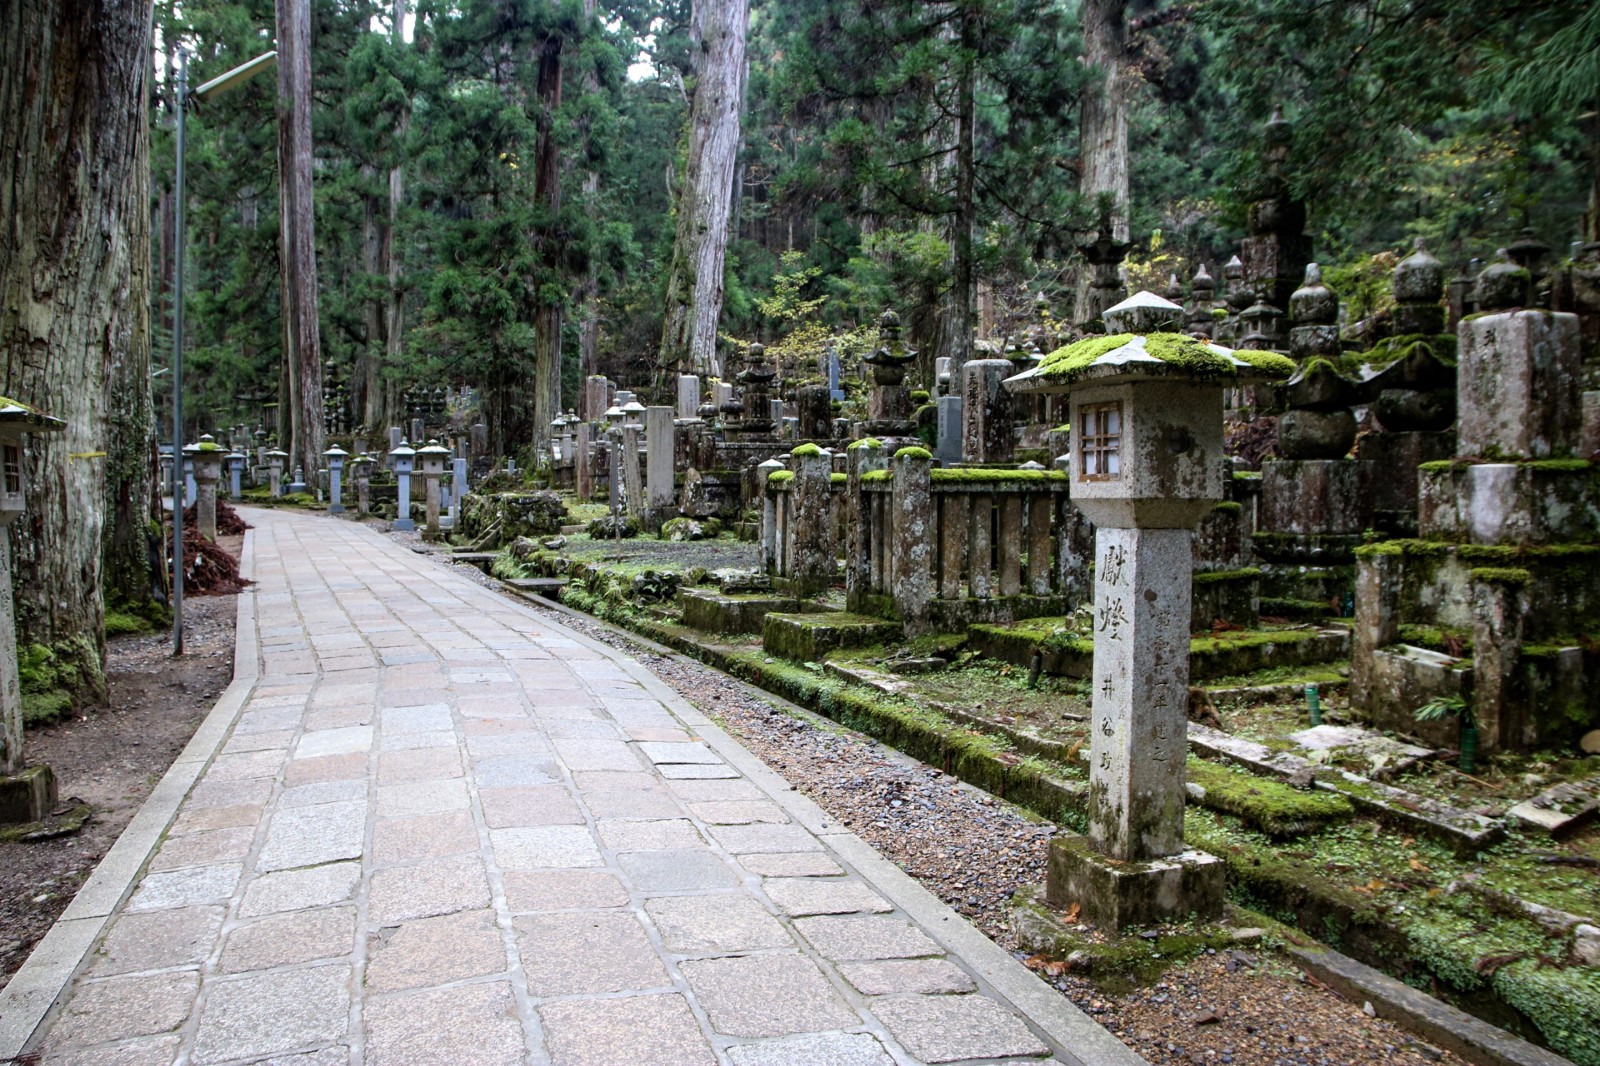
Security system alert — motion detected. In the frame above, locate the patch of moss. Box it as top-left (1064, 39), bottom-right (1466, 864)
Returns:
top-left (1193, 567), bottom-right (1262, 585)
top-left (895, 446), bottom-right (933, 460)
top-left (1037, 331), bottom-right (1295, 384)
top-left (1470, 567), bottom-right (1532, 586)
top-left (1187, 758), bottom-right (1353, 836)
top-left (829, 472), bottom-right (847, 485)
top-left (929, 468), bottom-right (1068, 485)
top-left (1526, 458), bottom-right (1593, 473)
top-left (103, 611), bottom-right (153, 637)
top-left (847, 437), bottom-right (883, 451)
top-left (1232, 470), bottom-right (1263, 481)
top-left (860, 470), bottom-right (892, 484)
top-left (1418, 460), bottom-right (1459, 473)
top-left (791, 443), bottom-right (823, 458)
top-left (766, 470), bottom-right (794, 484)
top-left (1342, 333), bottom-right (1458, 372)
top-left (1213, 501), bottom-right (1243, 514)
top-left (1187, 627), bottom-right (1328, 655)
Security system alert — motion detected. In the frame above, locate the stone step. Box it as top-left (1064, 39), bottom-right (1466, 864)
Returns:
top-left (1508, 778), bottom-right (1600, 837)
top-left (505, 577), bottom-right (569, 593)
top-left (1188, 724), bottom-right (1504, 852)
top-left (678, 588), bottom-right (815, 635)
top-left (762, 611), bottom-right (902, 663)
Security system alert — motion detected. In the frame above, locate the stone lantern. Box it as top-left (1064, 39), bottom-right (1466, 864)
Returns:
top-left (0, 398), bottom-right (65, 821)
top-left (264, 447), bottom-right (288, 498)
top-left (181, 443), bottom-right (199, 509)
top-left (620, 400), bottom-right (647, 431)
top-left (225, 451), bottom-right (247, 500)
top-left (190, 435), bottom-right (226, 541)
top-left (416, 439), bottom-right (451, 538)
top-left (1005, 291), bottom-right (1293, 930)
top-left (859, 310), bottom-right (917, 440)
top-left (390, 440), bottom-right (417, 532)
top-left (351, 454), bottom-right (376, 515)
top-left (324, 445), bottom-right (349, 515)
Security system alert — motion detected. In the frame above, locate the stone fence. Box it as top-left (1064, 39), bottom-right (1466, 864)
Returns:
top-left (762, 443), bottom-right (1088, 635)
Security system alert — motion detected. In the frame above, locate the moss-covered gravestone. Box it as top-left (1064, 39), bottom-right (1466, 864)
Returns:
top-left (190, 435), bottom-right (225, 541)
top-left (1007, 292), bottom-right (1293, 930)
top-left (0, 399), bottom-right (65, 823)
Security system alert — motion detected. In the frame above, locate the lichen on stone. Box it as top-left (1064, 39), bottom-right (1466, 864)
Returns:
top-left (1035, 331), bottom-right (1292, 384)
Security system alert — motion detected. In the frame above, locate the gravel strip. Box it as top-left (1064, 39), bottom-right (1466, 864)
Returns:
top-left (418, 543), bottom-right (1464, 1066)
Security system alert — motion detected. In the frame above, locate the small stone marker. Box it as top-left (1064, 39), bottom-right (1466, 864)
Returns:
top-left (324, 445), bottom-right (348, 515)
top-left (645, 406), bottom-right (675, 519)
top-left (389, 440), bottom-right (416, 532)
top-left (190, 435), bottom-right (225, 540)
top-left (677, 374), bottom-right (701, 419)
top-left (1508, 778), bottom-right (1600, 837)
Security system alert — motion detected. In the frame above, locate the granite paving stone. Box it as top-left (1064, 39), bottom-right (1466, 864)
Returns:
top-left (726, 1032), bottom-right (897, 1066)
top-left (364, 909), bottom-right (506, 992)
top-left (189, 965), bottom-right (351, 1064)
top-left (218, 906), bottom-right (356, 972)
top-left (795, 914), bottom-right (943, 961)
top-left (45, 970), bottom-right (198, 1048)
top-left (871, 993), bottom-right (1051, 1063)
top-left (515, 911), bottom-right (671, 995)
top-left (680, 954), bottom-right (860, 1038)
top-left (18, 508), bottom-right (1112, 1066)
top-left (539, 994), bottom-right (716, 1066)
top-left (762, 877), bottom-right (892, 917)
top-left (239, 862), bottom-right (361, 917)
top-left (644, 894), bottom-right (793, 954)
top-left (364, 981), bottom-right (526, 1066)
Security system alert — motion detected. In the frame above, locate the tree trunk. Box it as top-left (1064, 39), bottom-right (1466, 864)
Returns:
top-left (1080, 0), bottom-right (1130, 241)
top-left (575, 0), bottom-right (600, 419)
top-left (358, 163), bottom-right (384, 429)
top-left (277, 0), bottom-right (325, 478)
top-left (374, 0), bottom-right (408, 433)
top-left (1, 0), bottom-right (155, 705)
top-left (946, 5), bottom-right (978, 373)
top-left (656, 0), bottom-right (751, 392)
top-left (530, 18), bottom-right (563, 454)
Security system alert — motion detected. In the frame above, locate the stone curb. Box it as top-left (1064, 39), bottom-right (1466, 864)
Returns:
top-left (0, 532), bottom-right (261, 1064)
top-left (1285, 944), bottom-right (1576, 1066)
top-left (504, 584), bottom-right (1148, 1066)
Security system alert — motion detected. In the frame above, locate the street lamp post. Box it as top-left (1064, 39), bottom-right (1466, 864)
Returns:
top-left (170, 47), bottom-right (276, 655)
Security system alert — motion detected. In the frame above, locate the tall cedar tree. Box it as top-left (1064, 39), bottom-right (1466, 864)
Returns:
top-left (1, 0), bottom-right (158, 710)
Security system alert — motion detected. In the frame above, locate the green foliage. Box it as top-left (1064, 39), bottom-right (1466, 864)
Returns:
top-left (1415, 693), bottom-right (1475, 730)
top-left (1037, 332), bottom-right (1292, 384)
top-left (103, 611), bottom-right (154, 637)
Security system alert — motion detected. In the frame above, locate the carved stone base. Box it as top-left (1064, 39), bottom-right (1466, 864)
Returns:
top-left (1046, 833), bottom-right (1224, 931)
top-left (0, 764), bottom-right (57, 824)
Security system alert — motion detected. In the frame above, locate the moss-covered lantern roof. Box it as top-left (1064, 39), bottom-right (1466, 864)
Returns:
top-left (1003, 291), bottom-right (1294, 394)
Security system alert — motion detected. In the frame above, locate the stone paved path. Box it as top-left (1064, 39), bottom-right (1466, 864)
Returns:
top-left (9, 507), bottom-right (1139, 1066)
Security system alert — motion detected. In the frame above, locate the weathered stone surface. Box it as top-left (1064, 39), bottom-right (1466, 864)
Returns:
top-left (364, 982), bottom-right (527, 1066)
top-left (836, 959), bottom-right (976, 996)
top-left (727, 1032), bottom-right (894, 1066)
top-left (47, 971), bottom-right (198, 1047)
top-left (1419, 461), bottom-right (1600, 545)
top-left (541, 994), bottom-right (715, 1066)
top-left (191, 965), bottom-right (351, 1065)
top-left (219, 906), bottom-right (355, 972)
top-left (366, 909), bottom-right (506, 992)
top-left (680, 954), bottom-right (858, 1037)
top-left (1457, 309), bottom-right (1582, 459)
top-left (455, 490), bottom-right (569, 545)
top-left (872, 994), bottom-right (1050, 1064)
top-left (644, 894), bottom-right (793, 953)
top-left (1276, 408), bottom-right (1356, 460)
top-left (890, 450), bottom-right (934, 636)
top-left (1259, 459), bottom-right (1374, 536)
top-left (961, 360), bottom-right (1016, 464)
top-left (517, 911), bottom-right (670, 995)
top-left (762, 877), bottom-right (891, 917)
top-left (793, 915), bottom-right (940, 961)
top-left (1046, 834), bottom-right (1224, 930)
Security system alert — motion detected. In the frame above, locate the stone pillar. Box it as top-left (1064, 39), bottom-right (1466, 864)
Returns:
top-left (758, 459), bottom-right (786, 574)
top-left (789, 446), bottom-right (835, 596)
top-left (1456, 308), bottom-right (1581, 459)
top-left (391, 442), bottom-right (416, 532)
top-left (423, 470), bottom-right (442, 533)
top-left (452, 457), bottom-right (468, 510)
top-left (621, 425), bottom-right (645, 520)
top-left (646, 406), bottom-right (676, 520)
top-left (844, 440), bottom-right (887, 611)
top-left (1471, 573), bottom-right (1528, 752)
top-left (935, 395), bottom-right (963, 465)
top-left (354, 460), bottom-right (372, 515)
top-left (961, 359), bottom-right (1015, 463)
top-left (267, 450), bottom-right (286, 497)
top-left (575, 422), bottom-right (593, 500)
top-left (388, 426), bottom-right (403, 454)
top-left (226, 454), bottom-right (244, 500)
top-left (677, 374), bottom-right (701, 419)
top-left (796, 385), bottom-right (832, 441)
top-left (890, 449), bottom-right (934, 636)
top-left (183, 457), bottom-right (197, 508)
top-left (1349, 552), bottom-right (1403, 712)
top-left (325, 447), bottom-right (348, 515)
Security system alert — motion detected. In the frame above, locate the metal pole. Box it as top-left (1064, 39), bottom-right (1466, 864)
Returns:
top-left (171, 51), bottom-right (187, 656)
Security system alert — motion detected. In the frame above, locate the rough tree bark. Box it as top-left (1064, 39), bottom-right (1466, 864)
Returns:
top-left (0, 0), bottom-right (157, 703)
top-left (530, 10), bottom-right (564, 454)
top-left (945, 4), bottom-right (978, 373)
top-left (1079, 0), bottom-right (1130, 241)
top-left (277, 0), bottom-right (326, 478)
top-left (656, 0), bottom-right (751, 393)
top-left (575, 0), bottom-right (600, 418)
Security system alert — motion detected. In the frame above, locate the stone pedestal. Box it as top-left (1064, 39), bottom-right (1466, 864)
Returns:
top-left (844, 441), bottom-right (888, 610)
top-left (575, 423), bottom-right (593, 500)
top-left (621, 426), bottom-right (645, 520)
top-left (961, 359), bottom-right (1016, 464)
top-left (1259, 459), bottom-right (1374, 536)
top-left (192, 444), bottom-right (223, 541)
top-left (422, 473), bottom-right (442, 534)
top-left (1047, 836), bottom-right (1225, 932)
top-left (394, 471), bottom-right (414, 531)
top-left (1457, 310), bottom-right (1581, 458)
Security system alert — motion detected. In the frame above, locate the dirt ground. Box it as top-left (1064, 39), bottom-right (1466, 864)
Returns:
top-left (0, 563), bottom-right (239, 991)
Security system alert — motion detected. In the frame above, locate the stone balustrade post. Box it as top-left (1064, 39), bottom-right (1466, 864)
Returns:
top-left (844, 439), bottom-right (887, 611)
top-left (789, 446), bottom-right (835, 596)
top-left (890, 449), bottom-right (934, 635)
